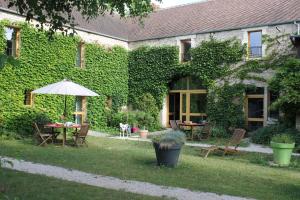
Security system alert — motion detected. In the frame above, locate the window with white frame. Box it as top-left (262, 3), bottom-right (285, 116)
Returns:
top-left (5, 27), bottom-right (20, 57)
top-left (248, 31), bottom-right (262, 58)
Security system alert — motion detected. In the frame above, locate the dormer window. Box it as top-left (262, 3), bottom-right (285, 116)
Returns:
top-left (248, 31), bottom-right (262, 58)
top-left (180, 39), bottom-right (191, 62)
top-left (5, 27), bottom-right (20, 57)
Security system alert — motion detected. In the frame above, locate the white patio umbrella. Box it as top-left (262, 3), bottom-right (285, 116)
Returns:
top-left (32, 79), bottom-right (99, 117)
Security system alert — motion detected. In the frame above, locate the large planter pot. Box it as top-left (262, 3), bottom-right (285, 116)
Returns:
top-left (139, 129), bottom-right (148, 139)
top-left (153, 142), bottom-right (182, 167)
top-left (271, 142), bottom-right (295, 166)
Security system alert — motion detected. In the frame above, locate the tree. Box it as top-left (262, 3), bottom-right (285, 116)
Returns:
top-left (6, 0), bottom-right (161, 35)
top-left (269, 58), bottom-right (300, 126)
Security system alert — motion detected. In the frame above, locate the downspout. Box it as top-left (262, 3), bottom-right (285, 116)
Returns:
top-left (295, 21), bottom-right (300, 35)
top-left (292, 21), bottom-right (300, 130)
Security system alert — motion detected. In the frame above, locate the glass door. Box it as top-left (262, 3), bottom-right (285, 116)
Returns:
top-left (245, 94), bottom-right (264, 130)
top-left (180, 92), bottom-right (207, 123)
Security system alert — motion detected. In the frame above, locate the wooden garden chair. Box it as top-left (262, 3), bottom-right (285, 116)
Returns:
top-left (73, 123), bottom-right (89, 147)
top-left (170, 120), bottom-right (179, 130)
top-left (198, 123), bottom-right (212, 140)
top-left (33, 123), bottom-right (53, 146)
top-left (201, 128), bottom-right (246, 158)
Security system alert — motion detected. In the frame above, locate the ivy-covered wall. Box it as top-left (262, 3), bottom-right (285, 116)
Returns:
top-left (128, 46), bottom-right (180, 108)
top-left (128, 39), bottom-right (245, 129)
top-left (0, 20), bottom-right (128, 134)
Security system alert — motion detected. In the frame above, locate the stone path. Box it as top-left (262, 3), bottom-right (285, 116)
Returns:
top-left (1, 156), bottom-right (254, 200)
top-left (88, 131), bottom-right (300, 156)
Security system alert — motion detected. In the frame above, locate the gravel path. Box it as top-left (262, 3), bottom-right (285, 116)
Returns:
top-left (1, 156), bottom-right (254, 200)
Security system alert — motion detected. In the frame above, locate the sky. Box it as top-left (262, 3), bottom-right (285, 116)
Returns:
top-left (154, 0), bottom-right (205, 8)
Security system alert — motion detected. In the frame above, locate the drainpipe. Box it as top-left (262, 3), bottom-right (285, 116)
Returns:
top-left (295, 21), bottom-right (300, 35)
top-left (292, 22), bottom-right (300, 130)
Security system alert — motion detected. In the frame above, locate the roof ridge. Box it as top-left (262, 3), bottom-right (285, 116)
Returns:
top-left (156, 0), bottom-right (210, 11)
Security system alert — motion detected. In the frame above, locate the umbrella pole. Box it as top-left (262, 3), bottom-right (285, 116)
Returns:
top-left (64, 95), bottom-right (67, 118)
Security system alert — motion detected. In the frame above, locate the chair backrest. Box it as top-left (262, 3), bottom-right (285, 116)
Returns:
top-left (201, 123), bottom-right (212, 139)
top-left (33, 123), bottom-right (42, 135)
top-left (228, 128), bottom-right (246, 147)
top-left (120, 123), bottom-right (129, 132)
top-left (175, 120), bottom-right (182, 126)
top-left (79, 123), bottom-right (89, 137)
top-left (169, 120), bottom-right (178, 130)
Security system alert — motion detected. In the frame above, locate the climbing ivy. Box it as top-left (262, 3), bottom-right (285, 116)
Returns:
top-left (190, 37), bottom-right (245, 84)
top-left (0, 20), bottom-right (128, 135)
top-left (128, 46), bottom-right (179, 109)
top-left (207, 83), bottom-right (246, 131)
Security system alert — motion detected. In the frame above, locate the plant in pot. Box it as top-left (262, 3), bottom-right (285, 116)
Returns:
top-left (270, 134), bottom-right (295, 166)
top-left (152, 130), bottom-right (186, 167)
top-left (136, 112), bottom-right (154, 139)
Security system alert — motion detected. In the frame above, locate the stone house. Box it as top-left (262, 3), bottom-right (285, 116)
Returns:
top-left (0, 0), bottom-right (299, 130)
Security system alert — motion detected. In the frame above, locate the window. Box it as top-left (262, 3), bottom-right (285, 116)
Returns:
top-left (248, 31), bottom-right (262, 58)
top-left (5, 27), bottom-right (20, 57)
top-left (105, 96), bottom-right (112, 109)
top-left (24, 90), bottom-right (33, 106)
top-left (180, 39), bottom-right (191, 62)
top-left (74, 96), bottom-right (86, 124)
top-left (76, 42), bottom-right (85, 68)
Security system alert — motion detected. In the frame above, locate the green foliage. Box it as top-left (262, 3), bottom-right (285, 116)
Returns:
top-left (251, 124), bottom-right (299, 145)
top-left (134, 93), bottom-right (159, 117)
top-left (190, 37), bottom-right (245, 84)
top-left (128, 38), bottom-right (245, 122)
top-left (152, 130), bottom-right (186, 148)
top-left (271, 134), bottom-right (295, 144)
top-left (0, 21), bottom-right (128, 136)
top-left (269, 58), bottom-right (300, 121)
top-left (207, 83), bottom-right (245, 131)
top-left (109, 111), bottom-right (159, 131)
top-left (210, 126), bottom-right (229, 138)
top-left (128, 46), bottom-right (179, 109)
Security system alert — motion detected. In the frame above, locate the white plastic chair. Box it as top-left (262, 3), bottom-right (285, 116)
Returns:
top-left (119, 123), bottom-right (129, 137)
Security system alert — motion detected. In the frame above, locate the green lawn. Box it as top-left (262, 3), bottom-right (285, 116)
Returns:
top-left (0, 169), bottom-right (164, 200)
top-left (0, 137), bottom-right (300, 200)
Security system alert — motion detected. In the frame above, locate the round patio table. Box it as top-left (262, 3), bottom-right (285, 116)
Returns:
top-left (44, 123), bottom-right (81, 146)
top-left (177, 122), bottom-right (206, 141)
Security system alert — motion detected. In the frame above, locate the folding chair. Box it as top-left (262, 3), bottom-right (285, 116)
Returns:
top-left (201, 128), bottom-right (246, 158)
top-left (73, 123), bottom-right (89, 147)
top-left (33, 123), bottom-right (53, 146)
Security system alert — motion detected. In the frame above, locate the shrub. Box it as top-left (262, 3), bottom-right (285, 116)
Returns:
top-left (251, 124), bottom-right (299, 145)
top-left (211, 126), bottom-right (229, 138)
top-left (271, 134), bottom-right (295, 144)
top-left (152, 130), bottom-right (186, 149)
top-left (109, 111), bottom-right (160, 131)
top-left (134, 93), bottom-right (159, 117)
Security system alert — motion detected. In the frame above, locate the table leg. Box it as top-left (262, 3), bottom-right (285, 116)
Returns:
top-left (191, 126), bottom-right (194, 141)
top-left (63, 128), bottom-right (66, 146)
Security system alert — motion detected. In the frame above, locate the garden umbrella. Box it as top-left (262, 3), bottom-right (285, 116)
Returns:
top-left (32, 79), bottom-right (99, 117)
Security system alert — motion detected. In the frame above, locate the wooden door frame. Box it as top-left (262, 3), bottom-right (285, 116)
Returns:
top-left (167, 89), bottom-right (207, 127)
top-left (245, 94), bottom-right (264, 127)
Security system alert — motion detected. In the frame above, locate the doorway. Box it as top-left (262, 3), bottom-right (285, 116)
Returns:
top-left (167, 77), bottom-right (207, 127)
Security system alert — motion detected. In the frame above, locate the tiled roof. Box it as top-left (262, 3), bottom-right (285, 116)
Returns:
top-left (127, 0), bottom-right (300, 41)
top-left (1, 0), bottom-right (300, 42)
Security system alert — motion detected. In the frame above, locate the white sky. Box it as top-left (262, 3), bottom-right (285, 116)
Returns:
top-left (153, 0), bottom-right (205, 8)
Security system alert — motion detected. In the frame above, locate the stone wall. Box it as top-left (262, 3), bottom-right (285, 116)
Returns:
top-left (129, 24), bottom-right (296, 52)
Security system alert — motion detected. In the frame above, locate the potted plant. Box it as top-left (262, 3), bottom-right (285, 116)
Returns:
top-left (152, 130), bottom-right (186, 167)
top-left (136, 112), bottom-right (153, 139)
top-left (271, 134), bottom-right (295, 166)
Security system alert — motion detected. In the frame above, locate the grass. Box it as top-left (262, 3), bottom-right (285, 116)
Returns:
top-left (0, 137), bottom-right (300, 200)
top-left (0, 169), bottom-right (164, 200)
